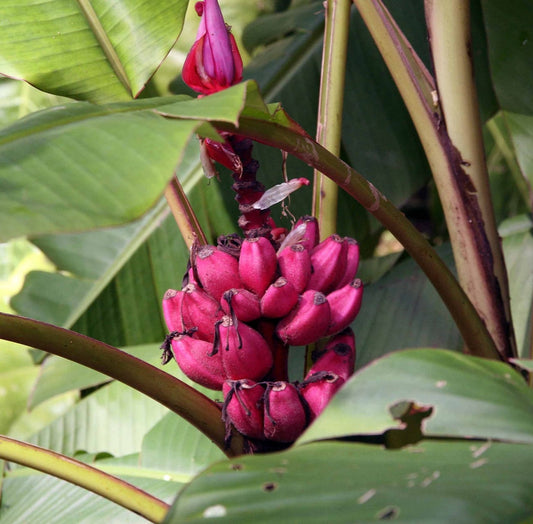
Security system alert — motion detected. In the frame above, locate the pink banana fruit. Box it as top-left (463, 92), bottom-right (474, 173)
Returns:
top-left (263, 381), bottom-right (307, 442)
top-left (223, 379), bottom-right (265, 440)
top-left (221, 288), bottom-right (261, 323)
top-left (307, 235), bottom-right (348, 294)
top-left (325, 278), bottom-right (364, 335)
top-left (293, 215), bottom-right (320, 252)
top-left (276, 290), bottom-right (331, 346)
top-left (260, 277), bottom-right (299, 318)
top-left (299, 371), bottom-right (344, 420)
top-left (194, 245), bottom-right (242, 301)
top-left (309, 327), bottom-right (356, 381)
top-left (277, 244), bottom-right (311, 294)
top-left (171, 334), bottom-right (225, 390)
top-left (217, 315), bottom-right (273, 381)
top-left (181, 283), bottom-right (223, 342)
top-left (162, 289), bottom-right (185, 333)
top-left (238, 237), bottom-right (278, 297)
top-left (336, 238), bottom-right (360, 289)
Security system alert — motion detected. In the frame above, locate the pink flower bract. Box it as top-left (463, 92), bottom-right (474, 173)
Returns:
top-left (182, 0), bottom-right (243, 95)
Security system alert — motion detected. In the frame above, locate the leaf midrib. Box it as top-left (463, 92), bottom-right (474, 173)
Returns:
top-left (76, 0), bottom-right (131, 96)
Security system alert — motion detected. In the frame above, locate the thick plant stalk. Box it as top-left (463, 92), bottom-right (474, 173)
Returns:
top-left (164, 175), bottom-right (207, 249)
top-left (0, 435), bottom-right (169, 523)
top-left (352, 0), bottom-right (515, 359)
top-left (0, 312), bottom-right (244, 457)
top-left (424, 1), bottom-right (516, 360)
top-left (313, 0), bottom-right (352, 238)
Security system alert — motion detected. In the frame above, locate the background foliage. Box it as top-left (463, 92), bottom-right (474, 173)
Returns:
top-left (1, 0), bottom-right (532, 522)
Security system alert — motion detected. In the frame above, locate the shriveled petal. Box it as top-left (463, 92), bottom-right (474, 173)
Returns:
top-left (204, 137), bottom-right (243, 174)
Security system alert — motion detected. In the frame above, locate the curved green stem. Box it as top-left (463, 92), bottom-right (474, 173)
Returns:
top-left (312, 0), bottom-right (352, 237)
top-left (0, 435), bottom-right (168, 523)
top-left (0, 313), bottom-right (243, 456)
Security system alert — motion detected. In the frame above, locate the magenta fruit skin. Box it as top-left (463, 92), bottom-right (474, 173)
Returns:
top-left (223, 379), bottom-right (265, 440)
top-left (308, 328), bottom-right (356, 382)
top-left (195, 245), bottom-right (242, 301)
top-left (263, 382), bottom-right (307, 442)
top-left (181, 283), bottom-right (223, 342)
top-left (238, 237), bottom-right (278, 297)
top-left (221, 288), bottom-right (261, 322)
top-left (218, 316), bottom-right (273, 381)
top-left (325, 278), bottom-right (364, 336)
top-left (336, 238), bottom-right (360, 289)
top-left (260, 277), bottom-right (299, 318)
top-left (277, 244), bottom-right (312, 294)
top-left (307, 235), bottom-right (348, 294)
top-left (300, 373), bottom-right (345, 420)
top-left (275, 290), bottom-right (331, 346)
top-left (171, 335), bottom-right (225, 390)
top-left (162, 289), bottom-right (185, 333)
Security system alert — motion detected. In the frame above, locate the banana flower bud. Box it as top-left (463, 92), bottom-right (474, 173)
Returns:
top-left (182, 0), bottom-right (243, 95)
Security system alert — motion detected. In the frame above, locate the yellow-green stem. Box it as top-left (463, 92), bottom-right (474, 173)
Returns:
top-left (313, 0), bottom-right (352, 238)
top-left (0, 435), bottom-right (168, 523)
top-left (164, 175), bottom-right (207, 249)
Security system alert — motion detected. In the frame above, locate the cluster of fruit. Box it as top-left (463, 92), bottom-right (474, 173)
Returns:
top-left (162, 216), bottom-right (363, 445)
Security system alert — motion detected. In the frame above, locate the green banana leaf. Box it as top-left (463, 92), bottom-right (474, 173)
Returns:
top-left (164, 440), bottom-right (533, 523)
top-left (299, 348), bottom-right (533, 445)
top-left (2, 0), bottom-right (533, 521)
top-left (0, 0), bottom-right (189, 102)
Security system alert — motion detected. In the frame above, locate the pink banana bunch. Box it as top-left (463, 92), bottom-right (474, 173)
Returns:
top-left (161, 217), bottom-right (363, 445)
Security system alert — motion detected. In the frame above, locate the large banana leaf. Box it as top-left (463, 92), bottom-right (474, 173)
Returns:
top-left (299, 348), bottom-right (533, 445)
top-left (164, 440), bottom-right (533, 523)
top-left (0, 0), bottom-right (189, 103)
top-left (0, 98), bottom-right (200, 241)
top-left (2, 1), bottom-right (533, 521)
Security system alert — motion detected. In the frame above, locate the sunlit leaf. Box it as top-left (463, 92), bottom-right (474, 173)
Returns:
top-left (28, 379), bottom-right (169, 457)
top-left (0, 0), bottom-right (189, 102)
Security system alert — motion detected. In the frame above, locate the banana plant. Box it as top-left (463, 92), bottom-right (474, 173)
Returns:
top-left (1, 0), bottom-right (532, 522)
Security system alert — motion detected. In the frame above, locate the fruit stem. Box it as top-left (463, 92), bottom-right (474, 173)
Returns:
top-left (165, 175), bottom-right (208, 248)
top-left (312, 0), bottom-right (351, 239)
